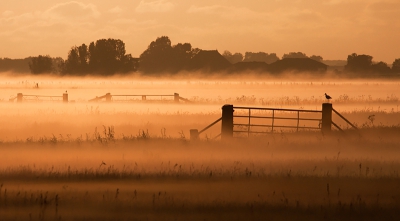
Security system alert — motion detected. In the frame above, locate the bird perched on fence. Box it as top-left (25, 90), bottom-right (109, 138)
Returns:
top-left (324, 93), bottom-right (332, 102)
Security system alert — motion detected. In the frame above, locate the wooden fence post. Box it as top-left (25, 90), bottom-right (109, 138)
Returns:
top-left (17, 93), bottom-right (23, 102)
top-left (63, 92), bottom-right (68, 103)
top-left (105, 93), bottom-right (112, 102)
top-left (322, 103), bottom-right (332, 133)
top-left (190, 129), bottom-right (199, 140)
top-left (221, 105), bottom-right (234, 140)
top-left (174, 93), bottom-right (179, 103)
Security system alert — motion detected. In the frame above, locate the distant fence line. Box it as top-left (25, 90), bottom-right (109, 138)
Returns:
top-left (8, 92), bottom-right (190, 103)
top-left (9, 93), bottom-right (68, 103)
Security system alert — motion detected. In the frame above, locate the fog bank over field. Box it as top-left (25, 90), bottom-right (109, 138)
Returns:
top-left (0, 75), bottom-right (399, 141)
top-left (2, 133), bottom-right (400, 177)
top-left (1, 74), bottom-right (400, 220)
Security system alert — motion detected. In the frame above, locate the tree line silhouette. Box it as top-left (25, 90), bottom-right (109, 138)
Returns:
top-left (344, 53), bottom-right (399, 74)
top-left (0, 36), bottom-right (399, 76)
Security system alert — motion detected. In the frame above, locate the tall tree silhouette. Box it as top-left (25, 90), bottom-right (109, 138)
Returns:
top-left (78, 44), bottom-right (89, 71)
top-left (1, 57), bottom-right (31, 73)
top-left (243, 52), bottom-right (279, 64)
top-left (371, 61), bottom-right (391, 74)
top-left (89, 39), bottom-right (128, 75)
top-left (345, 53), bottom-right (373, 72)
top-left (170, 43), bottom-right (194, 72)
top-left (392, 59), bottom-right (400, 73)
top-left (282, 52), bottom-right (308, 59)
top-left (29, 55), bottom-right (53, 74)
top-left (310, 55), bottom-right (323, 62)
top-left (139, 36), bottom-right (195, 73)
top-left (223, 51), bottom-right (244, 64)
top-left (62, 44), bottom-right (88, 74)
top-left (139, 36), bottom-right (173, 73)
top-left (62, 39), bottom-right (136, 75)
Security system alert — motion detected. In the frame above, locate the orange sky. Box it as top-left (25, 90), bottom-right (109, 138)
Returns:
top-left (1, 0), bottom-right (399, 63)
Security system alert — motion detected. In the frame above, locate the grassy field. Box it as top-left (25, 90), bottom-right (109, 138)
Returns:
top-left (1, 77), bottom-right (400, 220)
top-left (1, 129), bottom-right (400, 221)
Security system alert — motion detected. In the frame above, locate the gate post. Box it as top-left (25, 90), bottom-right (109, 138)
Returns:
top-left (17, 93), bottom-right (23, 102)
top-left (221, 105), bottom-right (234, 140)
top-left (174, 93), bottom-right (179, 103)
top-left (63, 92), bottom-right (68, 103)
top-left (190, 129), bottom-right (199, 141)
top-left (322, 103), bottom-right (332, 133)
top-left (105, 93), bottom-right (112, 102)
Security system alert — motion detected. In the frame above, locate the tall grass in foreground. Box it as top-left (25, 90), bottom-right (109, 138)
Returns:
top-left (1, 128), bottom-right (400, 178)
top-left (1, 129), bottom-right (400, 220)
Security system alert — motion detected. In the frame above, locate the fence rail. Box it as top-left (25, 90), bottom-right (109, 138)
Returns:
top-left (10, 93), bottom-right (68, 103)
top-left (233, 106), bottom-right (322, 136)
top-left (332, 108), bottom-right (358, 130)
top-left (108, 95), bottom-right (175, 102)
top-left (233, 106), bottom-right (322, 113)
top-left (11, 92), bottom-right (191, 103)
top-left (88, 93), bottom-right (190, 103)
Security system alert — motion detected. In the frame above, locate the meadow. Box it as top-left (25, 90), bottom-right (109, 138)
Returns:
top-left (0, 75), bottom-right (400, 220)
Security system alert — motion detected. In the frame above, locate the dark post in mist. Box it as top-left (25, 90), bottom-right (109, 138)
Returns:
top-left (321, 103), bottom-right (332, 133)
top-left (221, 104), bottom-right (234, 140)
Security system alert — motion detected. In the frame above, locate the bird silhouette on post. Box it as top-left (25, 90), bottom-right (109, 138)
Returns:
top-left (324, 93), bottom-right (332, 103)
